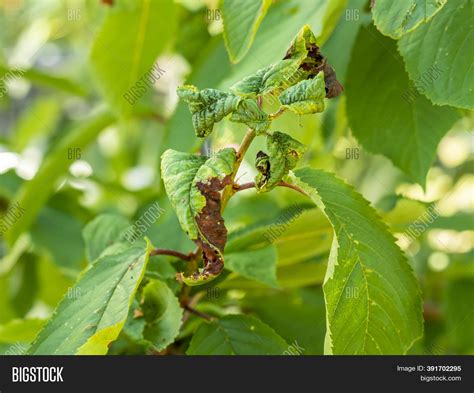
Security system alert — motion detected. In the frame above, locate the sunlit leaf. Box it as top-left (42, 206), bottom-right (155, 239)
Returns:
top-left (290, 168), bottom-right (423, 354)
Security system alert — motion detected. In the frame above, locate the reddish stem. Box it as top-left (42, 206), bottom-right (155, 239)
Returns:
top-left (149, 248), bottom-right (192, 261)
top-left (233, 181), bottom-right (308, 196)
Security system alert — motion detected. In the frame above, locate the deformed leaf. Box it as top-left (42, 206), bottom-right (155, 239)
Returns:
top-left (177, 85), bottom-right (241, 137)
top-left (230, 24), bottom-right (343, 99)
top-left (230, 60), bottom-right (301, 98)
top-left (161, 148), bottom-right (237, 285)
top-left (256, 132), bottom-right (305, 192)
top-left (161, 150), bottom-right (207, 240)
top-left (187, 148), bottom-right (237, 285)
top-left (230, 99), bottom-right (270, 134)
top-left (279, 72), bottom-right (326, 114)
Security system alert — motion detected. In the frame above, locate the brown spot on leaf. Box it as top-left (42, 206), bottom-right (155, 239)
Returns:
top-left (283, 39), bottom-right (343, 99)
top-left (322, 62), bottom-right (344, 98)
top-left (194, 175), bottom-right (232, 276)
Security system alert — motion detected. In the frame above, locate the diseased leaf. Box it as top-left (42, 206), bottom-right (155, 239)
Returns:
top-left (230, 24), bottom-right (343, 99)
top-left (256, 132), bottom-right (305, 192)
top-left (372, 0), bottom-right (447, 39)
top-left (28, 241), bottom-right (152, 355)
top-left (161, 148), bottom-right (237, 285)
top-left (398, 0), bottom-right (474, 109)
top-left (230, 60), bottom-right (301, 98)
top-left (141, 280), bottom-right (183, 352)
top-left (82, 214), bottom-right (131, 262)
top-left (230, 99), bottom-right (270, 134)
top-left (222, 0), bottom-right (272, 63)
top-left (160, 150), bottom-right (207, 240)
top-left (177, 85), bottom-right (241, 137)
top-left (187, 148), bottom-right (237, 285)
top-left (290, 168), bottom-right (423, 354)
top-left (220, 0), bottom-right (347, 92)
top-left (279, 73), bottom-right (326, 114)
top-left (346, 26), bottom-right (459, 186)
top-left (187, 314), bottom-right (288, 355)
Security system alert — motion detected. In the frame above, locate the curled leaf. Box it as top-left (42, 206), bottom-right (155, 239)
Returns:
top-left (230, 24), bottom-right (343, 99)
top-left (255, 131), bottom-right (306, 192)
top-left (161, 148), bottom-right (237, 285)
top-left (177, 85), bottom-right (241, 137)
top-left (161, 150), bottom-right (206, 240)
top-left (230, 99), bottom-right (270, 134)
top-left (279, 72), bottom-right (326, 114)
top-left (230, 60), bottom-right (301, 98)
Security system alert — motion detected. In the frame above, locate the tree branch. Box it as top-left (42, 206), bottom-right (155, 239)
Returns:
top-left (233, 181), bottom-right (308, 196)
top-left (149, 248), bottom-right (193, 261)
top-left (182, 304), bottom-right (214, 321)
top-left (269, 107), bottom-right (285, 120)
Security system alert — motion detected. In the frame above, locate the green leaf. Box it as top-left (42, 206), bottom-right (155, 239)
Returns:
top-left (0, 64), bottom-right (87, 97)
top-left (160, 150), bottom-right (206, 239)
top-left (444, 279), bottom-right (474, 353)
top-left (162, 38), bottom-right (233, 153)
top-left (141, 280), bottom-right (183, 352)
top-left (90, 0), bottom-right (176, 116)
top-left (82, 214), bottom-right (131, 262)
top-left (230, 60), bottom-right (301, 98)
top-left (226, 245), bottom-right (278, 288)
top-left (372, 0), bottom-right (447, 39)
top-left (10, 253), bottom-right (38, 316)
top-left (0, 319), bottom-right (45, 344)
top-left (5, 111), bottom-right (115, 245)
top-left (229, 99), bottom-right (270, 134)
top-left (177, 85), bottom-right (241, 137)
top-left (229, 24), bottom-right (314, 97)
top-left (220, 0), bottom-right (347, 92)
top-left (290, 168), bottom-right (423, 354)
top-left (28, 241), bottom-right (152, 355)
top-left (187, 314), bottom-right (288, 355)
top-left (256, 131), bottom-right (305, 192)
top-left (346, 26), bottom-right (459, 186)
top-left (244, 288), bottom-right (326, 354)
top-left (279, 73), bottom-right (326, 114)
top-left (31, 207), bottom-right (84, 270)
top-left (161, 148), bottom-right (237, 285)
top-left (222, 0), bottom-right (272, 63)
top-left (12, 98), bottom-right (61, 151)
top-left (230, 24), bottom-right (342, 99)
top-left (398, 0), bottom-right (474, 109)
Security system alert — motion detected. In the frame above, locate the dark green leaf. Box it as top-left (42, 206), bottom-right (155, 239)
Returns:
top-left (187, 314), bottom-right (288, 355)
